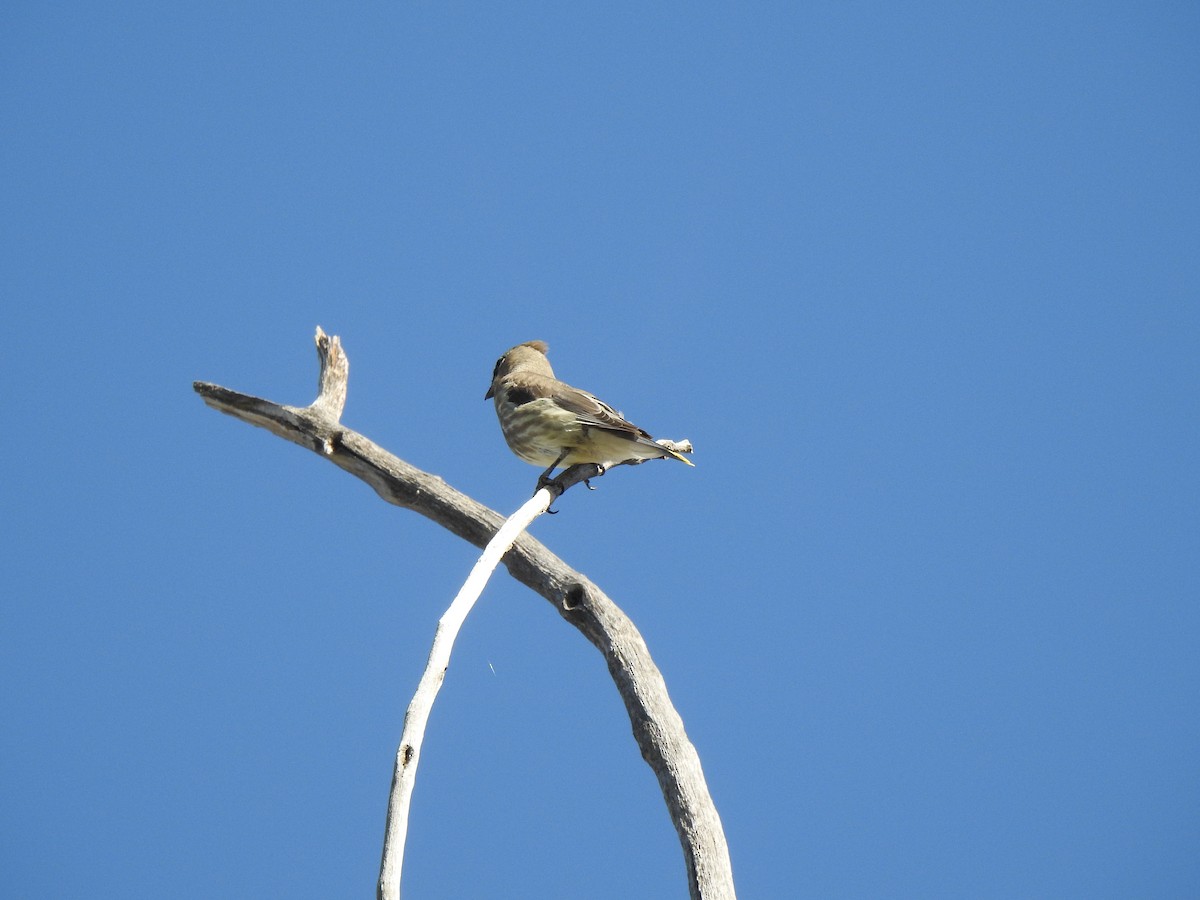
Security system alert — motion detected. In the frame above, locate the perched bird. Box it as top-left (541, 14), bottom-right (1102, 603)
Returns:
top-left (485, 340), bottom-right (694, 485)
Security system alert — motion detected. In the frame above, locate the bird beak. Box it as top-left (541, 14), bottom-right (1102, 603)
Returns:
top-left (484, 385), bottom-right (495, 400)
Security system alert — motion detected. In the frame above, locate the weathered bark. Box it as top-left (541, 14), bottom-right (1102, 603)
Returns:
top-left (193, 328), bottom-right (735, 900)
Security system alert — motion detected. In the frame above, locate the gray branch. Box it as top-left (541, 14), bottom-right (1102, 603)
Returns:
top-left (193, 328), bottom-right (736, 900)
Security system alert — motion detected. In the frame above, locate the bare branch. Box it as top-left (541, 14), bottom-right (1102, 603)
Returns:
top-left (193, 328), bottom-right (736, 900)
top-left (378, 490), bottom-right (552, 899)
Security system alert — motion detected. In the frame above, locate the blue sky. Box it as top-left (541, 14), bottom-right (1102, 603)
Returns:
top-left (3, 3), bottom-right (1197, 897)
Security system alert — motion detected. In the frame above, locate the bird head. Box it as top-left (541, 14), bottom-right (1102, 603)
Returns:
top-left (485, 340), bottom-right (552, 398)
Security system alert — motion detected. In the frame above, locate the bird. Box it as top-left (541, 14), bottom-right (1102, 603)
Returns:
top-left (485, 340), bottom-right (694, 486)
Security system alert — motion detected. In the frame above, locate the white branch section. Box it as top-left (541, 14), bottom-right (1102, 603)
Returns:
top-left (376, 488), bottom-right (554, 900)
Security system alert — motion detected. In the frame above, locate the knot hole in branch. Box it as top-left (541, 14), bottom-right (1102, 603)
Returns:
top-left (563, 583), bottom-right (588, 612)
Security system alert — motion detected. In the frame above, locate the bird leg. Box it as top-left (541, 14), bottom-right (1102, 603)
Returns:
top-left (535, 450), bottom-right (572, 513)
top-left (535, 458), bottom-right (606, 510)
top-left (535, 449), bottom-right (570, 492)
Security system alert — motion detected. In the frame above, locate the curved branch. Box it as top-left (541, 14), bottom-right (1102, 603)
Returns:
top-left (193, 328), bottom-right (735, 900)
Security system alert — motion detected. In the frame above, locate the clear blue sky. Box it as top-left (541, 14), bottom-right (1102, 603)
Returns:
top-left (3, 3), bottom-right (1197, 897)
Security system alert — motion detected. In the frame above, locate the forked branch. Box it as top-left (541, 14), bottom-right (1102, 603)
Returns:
top-left (193, 328), bottom-right (735, 900)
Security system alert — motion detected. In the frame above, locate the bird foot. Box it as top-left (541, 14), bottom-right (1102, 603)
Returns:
top-left (535, 472), bottom-right (561, 512)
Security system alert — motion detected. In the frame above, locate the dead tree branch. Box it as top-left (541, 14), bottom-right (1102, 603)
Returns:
top-left (193, 328), bottom-right (735, 900)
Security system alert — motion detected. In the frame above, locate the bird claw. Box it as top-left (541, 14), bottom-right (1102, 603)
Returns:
top-left (535, 473), bottom-right (561, 512)
top-left (533, 463), bottom-right (605, 508)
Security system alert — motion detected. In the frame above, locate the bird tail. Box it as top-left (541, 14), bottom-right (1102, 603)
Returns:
top-left (656, 439), bottom-right (696, 466)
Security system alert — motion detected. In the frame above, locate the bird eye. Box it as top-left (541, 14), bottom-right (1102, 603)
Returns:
top-left (491, 357), bottom-right (504, 379)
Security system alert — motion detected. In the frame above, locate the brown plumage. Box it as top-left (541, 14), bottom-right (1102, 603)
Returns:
top-left (485, 340), bottom-right (694, 482)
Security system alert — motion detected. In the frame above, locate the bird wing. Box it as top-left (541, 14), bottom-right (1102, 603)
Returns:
top-left (551, 383), bottom-right (658, 443)
top-left (547, 377), bottom-right (695, 466)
